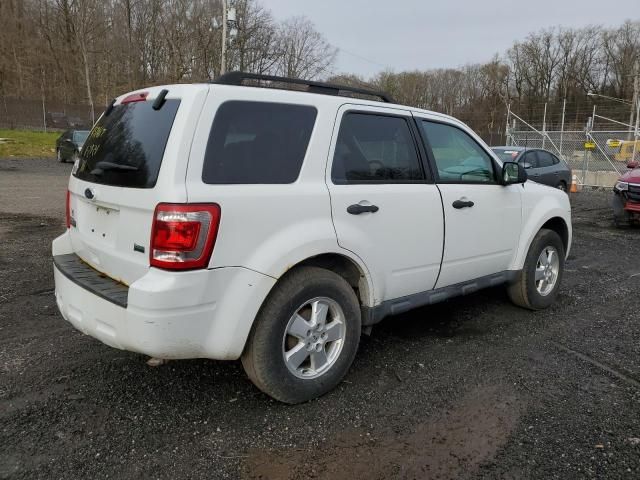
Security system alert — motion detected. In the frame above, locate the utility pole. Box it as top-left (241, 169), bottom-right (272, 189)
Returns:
top-left (631, 58), bottom-right (640, 162)
top-left (219, 1), bottom-right (237, 76)
top-left (629, 58), bottom-right (639, 138)
top-left (542, 102), bottom-right (547, 149)
top-left (559, 98), bottom-right (566, 157)
top-left (220, 0), bottom-right (227, 76)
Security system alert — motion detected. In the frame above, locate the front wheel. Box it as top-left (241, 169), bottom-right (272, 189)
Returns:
top-left (556, 181), bottom-right (567, 192)
top-left (241, 266), bottom-right (361, 404)
top-left (507, 229), bottom-right (565, 310)
top-left (57, 149), bottom-right (64, 163)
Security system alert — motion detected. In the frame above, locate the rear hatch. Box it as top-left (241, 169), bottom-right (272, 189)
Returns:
top-left (67, 85), bottom-right (208, 285)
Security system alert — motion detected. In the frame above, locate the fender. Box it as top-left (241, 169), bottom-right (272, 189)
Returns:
top-left (510, 183), bottom-right (572, 270)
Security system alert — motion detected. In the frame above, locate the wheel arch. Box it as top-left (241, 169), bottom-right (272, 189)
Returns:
top-left (281, 252), bottom-right (373, 309)
top-left (512, 209), bottom-right (572, 271)
top-left (540, 216), bottom-right (569, 254)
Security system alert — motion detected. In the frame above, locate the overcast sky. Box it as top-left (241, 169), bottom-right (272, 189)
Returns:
top-left (267, 0), bottom-right (639, 78)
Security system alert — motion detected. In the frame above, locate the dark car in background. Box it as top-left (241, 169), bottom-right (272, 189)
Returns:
top-left (55, 129), bottom-right (90, 163)
top-left (492, 146), bottom-right (571, 192)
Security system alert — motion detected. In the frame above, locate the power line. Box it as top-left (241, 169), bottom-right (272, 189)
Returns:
top-left (336, 47), bottom-right (389, 70)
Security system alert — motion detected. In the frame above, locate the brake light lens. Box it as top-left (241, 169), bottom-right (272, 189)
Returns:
top-left (65, 190), bottom-right (71, 228)
top-left (121, 91), bottom-right (149, 104)
top-left (150, 203), bottom-right (221, 270)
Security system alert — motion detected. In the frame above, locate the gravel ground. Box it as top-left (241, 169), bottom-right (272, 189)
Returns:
top-left (1, 157), bottom-right (640, 479)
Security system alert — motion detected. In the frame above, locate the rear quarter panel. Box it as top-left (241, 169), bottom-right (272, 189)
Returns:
top-left (184, 86), bottom-right (376, 305)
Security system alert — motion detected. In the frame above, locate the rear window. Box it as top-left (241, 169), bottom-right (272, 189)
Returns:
top-left (492, 149), bottom-right (520, 162)
top-left (202, 101), bottom-right (317, 184)
top-left (73, 99), bottom-right (180, 188)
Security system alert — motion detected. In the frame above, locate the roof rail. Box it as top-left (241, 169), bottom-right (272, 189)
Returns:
top-left (214, 71), bottom-right (395, 103)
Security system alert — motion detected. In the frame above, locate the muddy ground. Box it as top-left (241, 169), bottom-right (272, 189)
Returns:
top-left (1, 158), bottom-right (640, 479)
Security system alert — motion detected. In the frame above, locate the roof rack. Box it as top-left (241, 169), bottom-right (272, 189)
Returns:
top-left (214, 71), bottom-right (395, 103)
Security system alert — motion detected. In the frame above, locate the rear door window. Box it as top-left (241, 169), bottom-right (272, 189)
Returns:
top-left (536, 151), bottom-right (555, 168)
top-left (331, 113), bottom-right (424, 184)
top-left (74, 99), bottom-right (180, 188)
top-left (202, 101), bottom-right (317, 184)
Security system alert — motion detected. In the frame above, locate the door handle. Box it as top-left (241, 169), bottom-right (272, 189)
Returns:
top-left (347, 204), bottom-right (379, 215)
top-left (452, 199), bottom-right (474, 209)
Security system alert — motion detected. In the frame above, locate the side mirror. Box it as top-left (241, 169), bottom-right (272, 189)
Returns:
top-left (522, 162), bottom-right (532, 169)
top-left (502, 161), bottom-right (527, 185)
top-left (627, 161), bottom-right (639, 169)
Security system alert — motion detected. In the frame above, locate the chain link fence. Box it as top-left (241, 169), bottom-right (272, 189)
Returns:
top-left (0, 97), bottom-right (94, 131)
top-left (506, 108), bottom-right (638, 187)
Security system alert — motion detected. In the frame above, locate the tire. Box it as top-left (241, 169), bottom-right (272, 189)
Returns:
top-left (71, 151), bottom-right (80, 164)
top-left (507, 228), bottom-right (565, 310)
top-left (241, 266), bottom-right (361, 404)
top-left (57, 149), bottom-right (64, 163)
top-left (556, 181), bottom-right (567, 192)
top-left (612, 193), bottom-right (631, 228)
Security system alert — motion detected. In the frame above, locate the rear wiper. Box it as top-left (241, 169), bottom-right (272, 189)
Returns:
top-left (90, 161), bottom-right (139, 175)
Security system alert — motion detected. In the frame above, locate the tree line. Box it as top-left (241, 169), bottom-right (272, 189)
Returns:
top-left (0, 0), bottom-right (336, 122)
top-left (0, 0), bottom-right (638, 139)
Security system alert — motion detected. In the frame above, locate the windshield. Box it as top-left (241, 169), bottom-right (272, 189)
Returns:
top-left (492, 149), bottom-right (520, 162)
top-left (73, 131), bottom-right (90, 144)
top-left (73, 99), bottom-right (180, 188)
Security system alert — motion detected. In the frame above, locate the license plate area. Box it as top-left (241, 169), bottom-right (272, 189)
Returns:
top-left (77, 200), bottom-right (120, 247)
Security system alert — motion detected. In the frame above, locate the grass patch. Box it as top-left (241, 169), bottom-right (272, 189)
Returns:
top-left (0, 129), bottom-right (60, 158)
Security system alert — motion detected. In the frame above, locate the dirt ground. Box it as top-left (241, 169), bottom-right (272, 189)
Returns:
top-left (1, 157), bottom-right (640, 479)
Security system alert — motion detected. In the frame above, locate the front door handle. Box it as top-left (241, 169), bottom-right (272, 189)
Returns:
top-left (452, 199), bottom-right (474, 209)
top-left (347, 204), bottom-right (379, 215)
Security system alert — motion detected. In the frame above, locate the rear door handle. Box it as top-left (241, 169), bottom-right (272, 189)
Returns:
top-left (347, 204), bottom-right (379, 215)
top-left (452, 199), bottom-right (474, 209)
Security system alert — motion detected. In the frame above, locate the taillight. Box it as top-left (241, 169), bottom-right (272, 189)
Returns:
top-left (150, 203), bottom-right (221, 270)
top-left (65, 190), bottom-right (71, 228)
top-left (121, 91), bottom-right (148, 104)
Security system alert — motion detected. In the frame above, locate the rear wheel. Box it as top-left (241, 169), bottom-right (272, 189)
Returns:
top-left (241, 266), bottom-right (361, 404)
top-left (508, 229), bottom-right (565, 310)
top-left (57, 149), bottom-right (64, 163)
top-left (556, 181), bottom-right (567, 192)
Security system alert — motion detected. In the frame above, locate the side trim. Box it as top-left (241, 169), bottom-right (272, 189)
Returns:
top-left (53, 254), bottom-right (129, 308)
top-left (361, 270), bottom-right (519, 326)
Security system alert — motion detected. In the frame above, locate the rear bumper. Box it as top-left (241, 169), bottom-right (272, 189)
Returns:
top-left (52, 233), bottom-right (276, 360)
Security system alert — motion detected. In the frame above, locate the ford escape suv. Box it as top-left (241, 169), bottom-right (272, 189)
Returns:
top-left (53, 72), bottom-right (572, 404)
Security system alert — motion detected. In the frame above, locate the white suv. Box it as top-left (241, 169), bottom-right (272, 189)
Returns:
top-left (53, 72), bottom-right (572, 403)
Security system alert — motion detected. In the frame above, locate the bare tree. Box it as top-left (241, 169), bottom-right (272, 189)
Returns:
top-left (275, 16), bottom-right (336, 79)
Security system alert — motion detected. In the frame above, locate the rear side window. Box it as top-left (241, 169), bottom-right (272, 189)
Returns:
top-left (74, 99), bottom-right (180, 188)
top-left (331, 113), bottom-right (424, 184)
top-left (537, 151), bottom-right (555, 168)
top-left (202, 101), bottom-right (317, 184)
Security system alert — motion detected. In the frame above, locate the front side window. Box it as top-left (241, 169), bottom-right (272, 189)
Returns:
top-left (331, 113), bottom-right (424, 184)
top-left (420, 121), bottom-right (495, 183)
top-left (521, 151), bottom-right (538, 168)
top-left (202, 101), bottom-right (317, 184)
